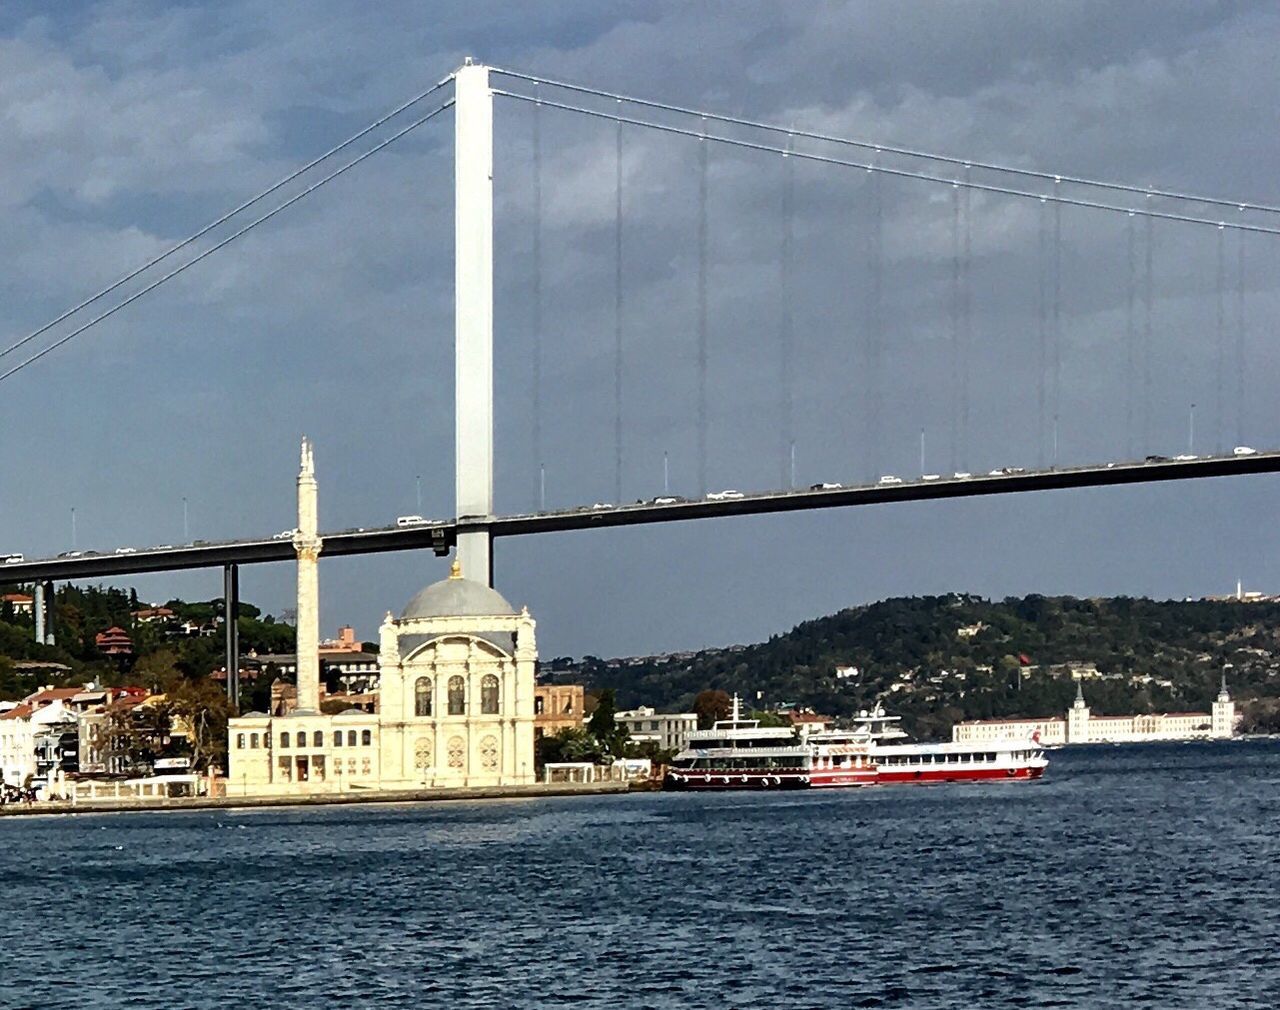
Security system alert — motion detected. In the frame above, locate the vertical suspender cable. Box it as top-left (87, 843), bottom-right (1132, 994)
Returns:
top-left (950, 182), bottom-right (961, 475)
top-left (532, 87), bottom-right (543, 510)
top-left (1236, 221), bottom-right (1246, 446)
top-left (961, 164), bottom-right (972, 472)
top-left (697, 121), bottom-right (709, 497)
top-left (1215, 224), bottom-right (1225, 454)
top-left (1125, 213), bottom-right (1136, 460)
top-left (1143, 192), bottom-right (1154, 453)
top-left (1036, 197), bottom-right (1047, 468)
top-left (1051, 178), bottom-right (1062, 466)
top-left (781, 136), bottom-right (794, 488)
top-left (614, 106), bottom-right (624, 504)
top-left (867, 164), bottom-right (883, 482)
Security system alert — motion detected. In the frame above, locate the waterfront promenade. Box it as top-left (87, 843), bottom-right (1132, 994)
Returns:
top-left (0, 778), bottom-right (632, 817)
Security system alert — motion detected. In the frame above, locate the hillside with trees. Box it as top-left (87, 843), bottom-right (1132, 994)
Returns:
top-left (565, 594), bottom-right (1280, 738)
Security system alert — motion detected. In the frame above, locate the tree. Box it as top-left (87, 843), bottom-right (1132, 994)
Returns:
top-left (694, 689), bottom-right (732, 728)
top-left (587, 688), bottom-right (618, 739)
top-left (168, 677), bottom-right (235, 773)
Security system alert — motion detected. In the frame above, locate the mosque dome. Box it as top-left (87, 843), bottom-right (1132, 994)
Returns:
top-left (400, 560), bottom-right (516, 621)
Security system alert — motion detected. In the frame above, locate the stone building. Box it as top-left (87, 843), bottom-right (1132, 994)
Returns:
top-left (224, 440), bottom-right (537, 797)
top-left (533, 684), bottom-right (585, 740)
top-left (952, 675), bottom-right (1237, 745)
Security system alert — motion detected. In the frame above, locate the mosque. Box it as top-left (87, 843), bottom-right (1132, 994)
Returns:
top-left (224, 440), bottom-right (537, 797)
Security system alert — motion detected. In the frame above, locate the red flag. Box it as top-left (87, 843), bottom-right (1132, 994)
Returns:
top-left (1018, 653), bottom-right (1032, 666)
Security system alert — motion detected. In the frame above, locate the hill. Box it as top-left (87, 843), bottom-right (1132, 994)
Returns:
top-left (564, 594), bottom-right (1280, 738)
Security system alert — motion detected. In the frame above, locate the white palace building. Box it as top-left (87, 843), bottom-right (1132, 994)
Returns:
top-left (952, 676), bottom-right (1237, 746)
top-left (225, 440), bottom-right (538, 797)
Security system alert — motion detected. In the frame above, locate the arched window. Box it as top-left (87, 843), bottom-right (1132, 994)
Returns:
top-left (362, 729), bottom-right (372, 746)
top-left (481, 675), bottom-right (500, 715)
top-left (236, 734), bottom-right (245, 749)
top-left (333, 731), bottom-right (342, 747)
top-left (280, 732), bottom-right (290, 749)
top-left (347, 730), bottom-right (357, 747)
top-left (250, 733), bottom-right (259, 749)
top-left (415, 677), bottom-right (433, 717)
top-left (448, 675), bottom-right (465, 715)
top-left (313, 730), bottom-right (323, 748)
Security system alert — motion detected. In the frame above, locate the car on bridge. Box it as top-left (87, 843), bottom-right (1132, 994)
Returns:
top-left (591, 502), bottom-right (616, 510)
top-left (1, 554), bottom-right (22, 564)
top-left (114, 547), bottom-right (137, 554)
top-left (878, 475), bottom-right (902, 485)
top-left (273, 529), bottom-right (297, 540)
top-left (809, 482), bottom-right (842, 490)
top-left (706, 489), bottom-right (745, 500)
top-left (651, 496), bottom-right (687, 504)
top-left (1234, 446), bottom-right (1258, 456)
top-left (396, 515), bottom-right (428, 526)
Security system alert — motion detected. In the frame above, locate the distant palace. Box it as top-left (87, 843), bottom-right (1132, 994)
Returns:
top-left (952, 676), bottom-right (1237, 746)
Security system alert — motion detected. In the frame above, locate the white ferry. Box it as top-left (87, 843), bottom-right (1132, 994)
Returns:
top-left (664, 697), bottom-right (876, 790)
top-left (664, 699), bottom-right (1046, 791)
top-left (854, 705), bottom-right (1048, 784)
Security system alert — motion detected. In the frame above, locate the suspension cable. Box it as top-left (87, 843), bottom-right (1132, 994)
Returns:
top-left (1236, 226), bottom-right (1246, 446)
top-left (614, 107), bottom-right (624, 504)
top-left (532, 85), bottom-right (544, 510)
top-left (0, 99), bottom-right (454, 386)
top-left (494, 90), bottom-right (1280, 237)
top-left (0, 74), bottom-right (455, 365)
top-left (492, 68), bottom-right (1280, 217)
top-left (1216, 225), bottom-right (1226, 453)
top-left (697, 122), bottom-right (709, 497)
top-left (781, 136), bottom-right (795, 488)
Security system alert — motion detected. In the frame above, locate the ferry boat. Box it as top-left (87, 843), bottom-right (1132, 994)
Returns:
top-left (855, 705), bottom-right (1048, 784)
top-left (664, 697), bottom-right (876, 790)
top-left (664, 699), bottom-right (1047, 791)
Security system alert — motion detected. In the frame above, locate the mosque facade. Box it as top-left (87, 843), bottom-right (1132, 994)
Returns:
top-left (224, 440), bottom-right (537, 797)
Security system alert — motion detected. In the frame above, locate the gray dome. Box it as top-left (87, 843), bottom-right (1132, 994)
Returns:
top-left (400, 569), bottom-right (516, 621)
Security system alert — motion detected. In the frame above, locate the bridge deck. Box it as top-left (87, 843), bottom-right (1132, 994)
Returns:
top-left (5, 452), bottom-right (1278, 581)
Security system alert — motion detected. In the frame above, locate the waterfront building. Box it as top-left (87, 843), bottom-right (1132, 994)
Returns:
top-left (224, 440), bottom-right (538, 797)
top-left (616, 706), bottom-right (698, 752)
top-left (534, 684), bottom-right (585, 739)
top-left (952, 675), bottom-right (1237, 745)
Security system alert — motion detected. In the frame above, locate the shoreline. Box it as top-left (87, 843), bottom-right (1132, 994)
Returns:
top-left (0, 779), bottom-right (640, 818)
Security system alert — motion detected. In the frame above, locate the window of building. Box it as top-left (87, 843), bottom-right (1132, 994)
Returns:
top-left (333, 731), bottom-right (342, 747)
top-left (480, 735), bottom-right (499, 772)
top-left (415, 677), bottom-right (433, 717)
top-left (481, 674), bottom-right (499, 715)
top-left (362, 729), bottom-right (372, 746)
top-left (281, 731), bottom-right (290, 749)
top-left (534, 696), bottom-right (545, 715)
top-left (296, 756), bottom-right (309, 782)
top-left (313, 730), bottom-right (323, 748)
top-left (414, 738), bottom-right (432, 774)
top-left (250, 733), bottom-right (259, 749)
top-left (348, 730), bottom-right (357, 747)
top-left (361, 758), bottom-right (371, 775)
top-left (278, 756), bottom-right (292, 781)
top-left (348, 757), bottom-right (357, 776)
top-left (236, 734), bottom-right (245, 749)
top-left (448, 675), bottom-right (465, 715)
top-left (448, 735), bottom-right (465, 769)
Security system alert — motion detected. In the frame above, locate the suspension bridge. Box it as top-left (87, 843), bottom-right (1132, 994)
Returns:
top-left (2, 60), bottom-right (1277, 700)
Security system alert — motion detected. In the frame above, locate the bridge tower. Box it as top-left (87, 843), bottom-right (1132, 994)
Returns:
top-left (454, 59), bottom-right (494, 585)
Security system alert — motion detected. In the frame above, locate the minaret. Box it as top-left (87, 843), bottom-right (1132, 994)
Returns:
top-left (293, 437), bottom-right (322, 712)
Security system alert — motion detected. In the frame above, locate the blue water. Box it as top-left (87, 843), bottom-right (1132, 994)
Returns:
top-left (1, 741), bottom-right (1277, 1009)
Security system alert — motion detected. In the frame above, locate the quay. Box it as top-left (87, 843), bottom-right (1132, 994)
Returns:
top-left (0, 779), bottom-right (634, 818)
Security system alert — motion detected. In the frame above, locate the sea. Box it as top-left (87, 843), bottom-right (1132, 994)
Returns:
top-left (0, 739), bottom-right (1276, 1009)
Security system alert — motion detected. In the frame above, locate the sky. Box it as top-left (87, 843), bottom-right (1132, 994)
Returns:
top-left (2, 1), bottom-right (1279, 659)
